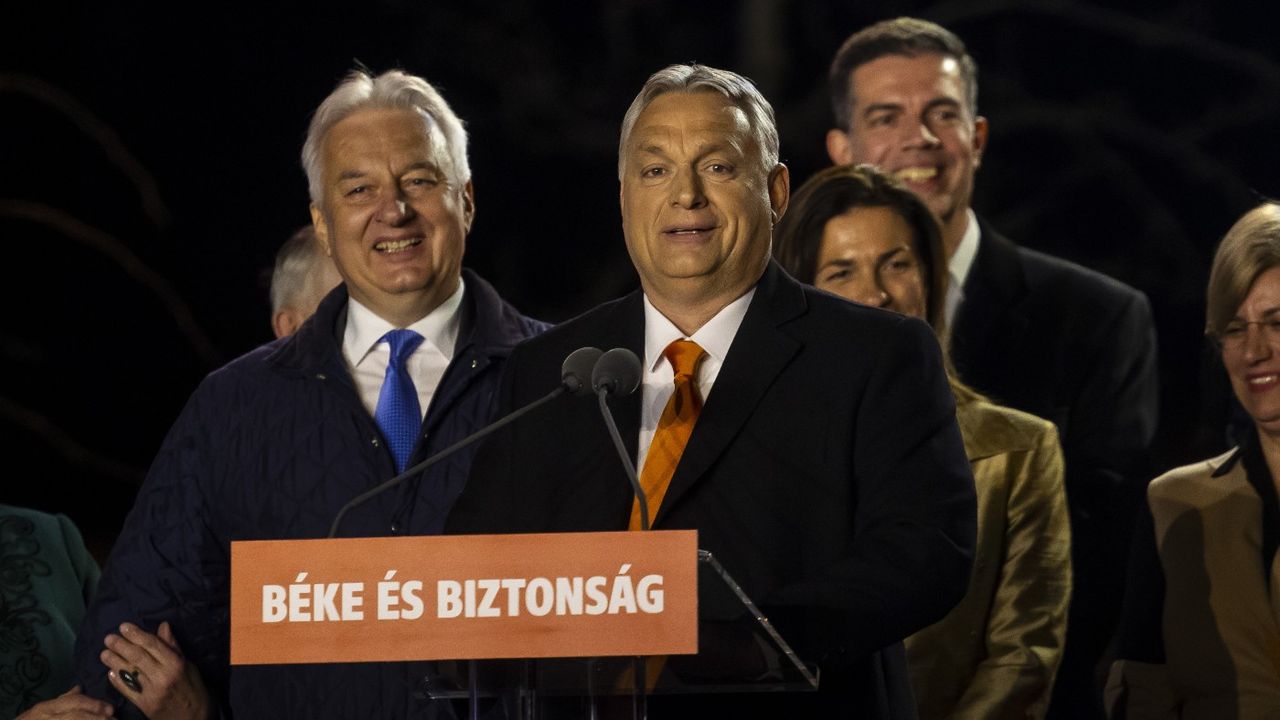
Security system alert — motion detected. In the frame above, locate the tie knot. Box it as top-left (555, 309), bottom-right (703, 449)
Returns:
top-left (382, 329), bottom-right (425, 364)
top-left (663, 339), bottom-right (706, 380)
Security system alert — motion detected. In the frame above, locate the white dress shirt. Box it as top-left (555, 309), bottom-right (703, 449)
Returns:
top-left (944, 208), bottom-right (981, 328)
top-left (341, 279), bottom-right (466, 421)
top-left (636, 288), bottom-right (755, 475)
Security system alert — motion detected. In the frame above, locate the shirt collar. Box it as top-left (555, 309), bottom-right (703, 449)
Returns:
top-left (948, 208), bottom-right (981, 289)
top-left (642, 288), bottom-right (755, 372)
top-left (343, 278), bottom-right (466, 365)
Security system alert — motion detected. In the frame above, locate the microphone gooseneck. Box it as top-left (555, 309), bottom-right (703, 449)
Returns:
top-left (590, 348), bottom-right (649, 530)
top-left (327, 346), bottom-right (602, 538)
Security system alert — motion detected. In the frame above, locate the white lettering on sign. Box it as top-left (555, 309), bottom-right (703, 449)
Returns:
top-left (435, 565), bottom-right (665, 619)
top-left (259, 565), bottom-right (666, 623)
top-left (259, 574), bottom-right (374, 623)
top-left (377, 570), bottom-right (425, 620)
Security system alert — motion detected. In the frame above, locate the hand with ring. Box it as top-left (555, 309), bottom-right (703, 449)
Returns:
top-left (15, 686), bottom-right (115, 719)
top-left (100, 621), bottom-right (211, 720)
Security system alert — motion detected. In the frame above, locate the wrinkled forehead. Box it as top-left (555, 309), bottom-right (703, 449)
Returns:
top-left (627, 91), bottom-right (757, 157)
top-left (324, 106), bottom-right (450, 173)
top-left (849, 53), bottom-right (968, 108)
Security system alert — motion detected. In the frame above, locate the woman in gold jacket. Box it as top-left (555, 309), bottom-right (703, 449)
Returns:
top-left (1107, 203), bottom-right (1280, 718)
top-left (774, 164), bottom-right (1072, 719)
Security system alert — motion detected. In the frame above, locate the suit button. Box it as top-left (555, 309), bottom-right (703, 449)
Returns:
top-left (371, 437), bottom-right (380, 447)
top-left (390, 522), bottom-right (401, 533)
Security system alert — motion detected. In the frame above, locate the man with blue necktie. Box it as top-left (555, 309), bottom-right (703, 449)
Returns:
top-left (70, 69), bottom-right (547, 719)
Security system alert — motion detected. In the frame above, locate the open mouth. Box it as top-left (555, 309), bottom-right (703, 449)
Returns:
top-left (1248, 374), bottom-right (1279, 388)
top-left (375, 237), bottom-right (423, 253)
top-left (663, 222), bottom-right (718, 238)
top-left (894, 166), bottom-right (939, 183)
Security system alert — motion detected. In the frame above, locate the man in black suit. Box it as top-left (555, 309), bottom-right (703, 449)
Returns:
top-left (825, 18), bottom-right (1159, 719)
top-left (447, 64), bottom-right (975, 718)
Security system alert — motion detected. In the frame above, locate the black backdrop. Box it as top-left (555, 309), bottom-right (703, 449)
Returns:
top-left (2, 0), bottom-right (1275, 557)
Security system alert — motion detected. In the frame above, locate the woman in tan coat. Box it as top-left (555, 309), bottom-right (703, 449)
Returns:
top-left (1107, 203), bottom-right (1280, 718)
top-left (774, 164), bottom-right (1072, 719)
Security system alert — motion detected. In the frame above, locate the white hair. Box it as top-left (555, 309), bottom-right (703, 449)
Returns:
top-left (302, 69), bottom-right (470, 207)
top-left (270, 226), bottom-right (330, 314)
top-left (617, 64), bottom-right (780, 179)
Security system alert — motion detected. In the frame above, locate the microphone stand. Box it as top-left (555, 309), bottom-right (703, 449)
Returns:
top-left (328, 386), bottom-right (566, 538)
top-left (328, 346), bottom-right (604, 538)
top-left (596, 388), bottom-right (649, 532)
top-left (592, 349), bottom-right (650, 720)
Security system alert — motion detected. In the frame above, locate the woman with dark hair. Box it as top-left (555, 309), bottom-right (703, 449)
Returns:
top-left (1107, 203), bottom-right (1280, 717)
top-left (774, 164), bottom-right (1071, 719)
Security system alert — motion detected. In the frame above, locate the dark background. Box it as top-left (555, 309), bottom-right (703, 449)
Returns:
top-left (2, 1), bottom-right (1274, 558)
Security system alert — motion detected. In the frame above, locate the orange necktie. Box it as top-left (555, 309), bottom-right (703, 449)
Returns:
top-left (629, 339), bottom-right (707, 531)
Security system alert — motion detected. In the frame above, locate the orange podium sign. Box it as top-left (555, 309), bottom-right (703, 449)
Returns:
top-left (229, 530), bottom-right (698, 665)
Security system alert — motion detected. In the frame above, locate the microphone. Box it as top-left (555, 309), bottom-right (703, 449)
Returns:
top-left (592, 347), bottom-right (642, 397)
top-left (562, 346), bottom-right (604, 394)
top-left (590, 348), bottom-right (650, 530)
top-left (327, 346), bottom-right (603, 538)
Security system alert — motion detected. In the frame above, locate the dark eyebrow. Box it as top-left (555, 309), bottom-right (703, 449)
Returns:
top-left (819, 247), bottom-right (910, 272)
top-left (862, 98), bottom-right (961, 119)
top-left (923, 98), bottom-right (962, 113)
top-left (861, 102), bottom-right (902, 117)
top-left (636, 136), bottom-right (740, 161)
top-left (877, 246), bottom-right (910, 264)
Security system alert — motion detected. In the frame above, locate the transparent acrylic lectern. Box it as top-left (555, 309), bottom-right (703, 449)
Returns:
top-left (427, 550), bottom-right (820, 720)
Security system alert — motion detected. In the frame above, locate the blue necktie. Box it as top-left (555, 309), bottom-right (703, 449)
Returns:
top-left (375, 329), bottom-right (425, 473)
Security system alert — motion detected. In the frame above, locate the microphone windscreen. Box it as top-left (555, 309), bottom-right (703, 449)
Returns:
top-left (561, 347), bottom-right (604, 395)
top-left (592, 348), bottom-right (643, 397)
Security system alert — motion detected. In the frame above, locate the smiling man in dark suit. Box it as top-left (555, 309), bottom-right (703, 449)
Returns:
top-left (825, 18), bottom-right (1160, 719)
top-left (70, 69), bottom-right (548, 719)
top-left (447, 63), bottom-right (976, 718)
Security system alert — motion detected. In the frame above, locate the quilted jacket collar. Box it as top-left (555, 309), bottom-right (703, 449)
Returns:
top-left (264, 268), bottom-right (538, 378)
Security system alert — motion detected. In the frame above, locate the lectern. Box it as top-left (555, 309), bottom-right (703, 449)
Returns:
top-left (230, 531), bottom-right (818, 719)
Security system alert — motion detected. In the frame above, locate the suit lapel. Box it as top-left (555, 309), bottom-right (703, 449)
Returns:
top-left (654, 263), bottom-right (805, 524)
top-left (593, 292), bottom-right (646, 472)
top-left (950, 220), bottom-right (1030, 384)
top-left (576, 288), bottom-right (645, 474)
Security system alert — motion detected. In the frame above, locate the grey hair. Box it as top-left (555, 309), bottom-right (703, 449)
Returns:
top-left (1206, 202), bottom-right (1280, 339)
top-left (302, 69), bottom-right (470, 208)
top-left (617, 64), bottom-right (780, 179)
top-left (270, 225), bottom-right (331, 314)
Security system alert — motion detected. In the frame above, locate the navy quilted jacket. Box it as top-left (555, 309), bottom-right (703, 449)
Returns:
top-left (73, 270), bottom-right (548, 718)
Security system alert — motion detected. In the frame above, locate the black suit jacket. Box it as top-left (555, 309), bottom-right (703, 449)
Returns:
top-left (448, 263), bottom-right (976, 718)
top-left (949, 220), bottom-right (1159, 715)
